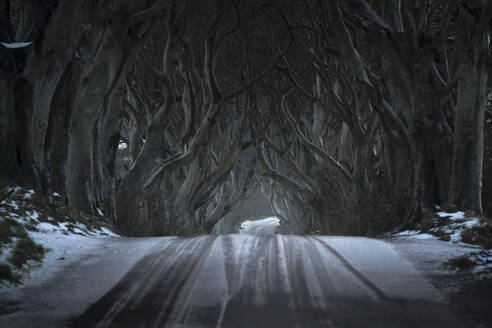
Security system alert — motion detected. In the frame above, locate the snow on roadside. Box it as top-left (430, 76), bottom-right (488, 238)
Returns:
top-left (436, 211), bottom-right (465, 221)
top-left (387, 237), bottom-right (482, 298)
top-left (390, 209), bottom-right (492, 277)
top-left (17, 230), bottom-right (115, 290)
top-left (470, 251), bottom-right (492, 275)
top-left (393, 230), bottom-right (438, 240)
top-left (1, 186), bottom-right (119, 287)
top-left (391, 210), bottom-right (488, 246)
top-left (433, 211), bottom-right (481, 243)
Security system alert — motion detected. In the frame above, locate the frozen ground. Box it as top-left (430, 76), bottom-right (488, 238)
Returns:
top-left (66, 234), bottom-right (459, 327)
top-left (0, 186), bottom-right (177, 327)
top-left (388, 209), bottom-right (492, 277)
top-left (1, 218), bottom-right (466, 328)
top-left (387, 233), bottom-right (492, 328)
top-left (0, 187), bottom-right (121, 286)
top-left (4, 230), bottom-right (115, 291)
top-left (387, 237), bottom-right (481, 289)
top-left (0, 236), bottom-right (174, 327)
top-left (1, 212), bottom-right (489, 327)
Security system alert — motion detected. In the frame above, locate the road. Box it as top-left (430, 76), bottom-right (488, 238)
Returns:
top-left (66, 218), bottom-right (460, 328)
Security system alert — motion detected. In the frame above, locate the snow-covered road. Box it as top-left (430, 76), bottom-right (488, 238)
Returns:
top-left (69, 238), bottom-right (458, 327)
top-left (0, 237), bottom-right (175, 327)
top-left (0, 218), bottom-right (462, 327)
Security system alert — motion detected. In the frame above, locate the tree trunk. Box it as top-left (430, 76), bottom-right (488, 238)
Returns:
top-left (377, 32), bottom-right (454, 228)
top-left (65, 18), bottom-right (128, 213)
top-left (23, 0), bottom-right (84, 194)
top-left (44, 60), bottom-right (81, 196)
top-left (0, 78), bottom-right (19, 184)
top-left (448, 1), bottom-right (491, 214)
top-left (448, 61), bottom-right (487, 212)
top-left (115, 114), bottom-right (174, 235)
top-left (93, 89), bottom-right (123, 220)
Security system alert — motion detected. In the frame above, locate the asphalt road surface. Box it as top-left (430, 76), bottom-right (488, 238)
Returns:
top-left (68, 218), bottom-right (460, 328)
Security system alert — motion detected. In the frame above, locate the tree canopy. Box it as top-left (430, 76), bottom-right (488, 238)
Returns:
top-left (1, 0), bottom-right (491, 236)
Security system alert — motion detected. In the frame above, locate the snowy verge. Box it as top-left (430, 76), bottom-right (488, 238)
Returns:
top-left (16, 227), bottom-right (118, 289)
top-left (0, 186), bottom-right (119, 287)
top-left (388, 209), bottom-right (492, 278)
top-left (0, 236), bottom-right (174, 327)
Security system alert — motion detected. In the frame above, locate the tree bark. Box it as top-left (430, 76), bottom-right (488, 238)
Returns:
top-left (448, 1), bottom-right (491, 214)
top-left (23, 0), bottom-right (85, 194)
top-left (448, 68), bottom-right (486, 212)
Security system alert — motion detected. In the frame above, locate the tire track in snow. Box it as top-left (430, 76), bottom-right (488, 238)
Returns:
top-left (314, 237), bottom-right (388, 301)
top-left (73, 237), bottom-right (217, 328)
top-left (70, 234), bottom-right (460, 328)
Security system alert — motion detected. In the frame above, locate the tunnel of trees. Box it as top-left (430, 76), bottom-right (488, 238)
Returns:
top-left (0, 0), bottom-right (491, 237)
